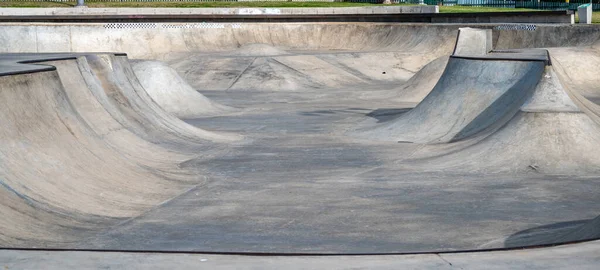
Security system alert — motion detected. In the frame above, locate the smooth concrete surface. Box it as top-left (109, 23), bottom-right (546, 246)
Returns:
top-left (132, 60), bottom-right (233, 118)
top-left (0, 23), bottom-right (600, 265)
top-left (353, 57), bottom-right (546, 143)
top-left (452, 27), bottom-right (492, 56)
top-left (0, 23), bottom-right (598, 60)
top-left (1, 240), bottom-right (600, 269)
top-left (0, 6), bottom-right (439, 16)
top-left (355, 27), bottom-right (546, 144)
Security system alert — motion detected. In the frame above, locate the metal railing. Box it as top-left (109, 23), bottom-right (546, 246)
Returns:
top-left (383, 0), bottom-right (599, 10)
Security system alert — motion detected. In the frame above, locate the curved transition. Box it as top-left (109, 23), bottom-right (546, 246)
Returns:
top-left (0, 53), bottom-right (241, 246)
top-left (131, 60), bottom-right (234, 119)
top-left (0, 24), bottom-right (599, 254)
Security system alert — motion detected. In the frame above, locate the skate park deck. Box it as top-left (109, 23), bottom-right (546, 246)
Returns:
top-left (0, 21), bottom-right (600, 267)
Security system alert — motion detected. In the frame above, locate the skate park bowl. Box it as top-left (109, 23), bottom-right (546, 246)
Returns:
top-left (1, 22), bottom-right (600, 256)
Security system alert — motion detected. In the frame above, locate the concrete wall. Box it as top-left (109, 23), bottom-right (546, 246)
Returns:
top-left (0, 23), bottom-right (460, 59)
top-left (0, 23), bottom-right (598, 59)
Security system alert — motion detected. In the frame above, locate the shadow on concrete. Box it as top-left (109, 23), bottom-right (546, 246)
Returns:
top-left (505, 215), bottom-right (600, 248)
top-left (366, 108), bottom-right (411, 123)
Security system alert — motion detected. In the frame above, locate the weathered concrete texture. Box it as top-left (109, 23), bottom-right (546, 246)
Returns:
top-left (0, 6), bottom-right (439, 16)
top-left (453, 27), bottom-right (492, 57)
top-left (166, 49), bottom-right (436, 93)
top-left (1, 23), bottom-right (600, 256)
top-left (0, 23), bottom-right (599, 59)
top-left (0, 70), bottom-right (191, 246)
top-left (549, 47), bottom-right (600, 127)
top-left (392, 55), bottom-right (448, 103)
top-left (402, 111), bottom-right (600, 174)
top-left (350, 30), bottom-right (600, 176)
top-left (132, 60), bottom-right (233, 119)
top-left (0, 53), bottom-right (241, 247)
top-left (84, 54), bottom-right (241, 143)
top-left (353, 57), bottom-right (546, 143)
top-left (1, 240), bottom-right (600, 269)
top-left (521, 66), bottom-right (580, 113)
top-left (352, 27), bottom-right (546, 143)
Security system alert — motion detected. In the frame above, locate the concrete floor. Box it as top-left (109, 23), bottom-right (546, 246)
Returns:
top-left (0, 22), bottom-right (599, 267)
top-left (74, 82), bottom-right (600, 253)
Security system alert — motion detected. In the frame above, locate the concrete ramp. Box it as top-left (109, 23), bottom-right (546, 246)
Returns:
top-left (520, 66), bottom-right (580, 113)
top-left (549, 47), bottom-right (600, 126)
top-left (82, 54), bottom-right (241, 144)
top-left (1, 24), bottom-right (600, 255)
top-left (48, 59), bottom-right (195, 170)
top-left (356, 57), bottom-right (545, 143)
top-left (388, 54), bottom-right (600, 175)
top-left (505, 215), bottom-right (600, 248)
top-left (393, 55), bottom-right (449, 103)
top-left (0, 53), bottom-right (243, 247)
top-left (355, 28), bottom-right (547, 143)
top-left (0, 69), bottom-right (197, 246)
top-left (131, 60), bottom-right (233, 119)
top-left (403, 110), bottom-right (600, 174)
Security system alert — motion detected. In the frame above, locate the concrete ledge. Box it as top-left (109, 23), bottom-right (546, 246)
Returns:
top-left (0, 6), bottom-right (439, 16)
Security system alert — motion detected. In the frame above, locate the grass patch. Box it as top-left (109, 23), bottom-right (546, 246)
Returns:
top-left (0, 1), bottom-right (75, 7)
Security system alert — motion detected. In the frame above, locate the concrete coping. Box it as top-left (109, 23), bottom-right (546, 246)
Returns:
top-left (0, 53), bottom-right (126, 76)
top-left (452, 49), bottom-right (551, 65)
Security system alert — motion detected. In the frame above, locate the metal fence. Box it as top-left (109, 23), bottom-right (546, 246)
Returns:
top-left (395, 0), bottom-right (599, 10)
top-left (1, 0), bottom-right (598, 10)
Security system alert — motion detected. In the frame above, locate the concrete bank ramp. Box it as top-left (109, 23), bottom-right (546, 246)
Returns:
top-left (356, 56), bottom-right (546, 143)
top-left (0, 53), bottom-right (240, 247)
top-left (392, 52), bottom-right (600, 175)
top-left (354, 27), bottom-right (546, 143)
top-left (48, 59), bottom-right (193, 170)
top-left (351, 27), bottom-right (600, 174)
top-left (0, 69), bottom-right (193, 246)
top-left (393, 55), bottom-right (449, 103)
top-left (83, 54), bottom-right (241, 144)
top-left (167, 46), bottom-right (432, 92)
top-left (392, 28), bottom-right (489, 104)
top-left (131, 60), bottom-right (233, 119)
top-left (403, 109), bottom-right (600, 174)
top-left (550, 47), bottom-right (600, 126)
